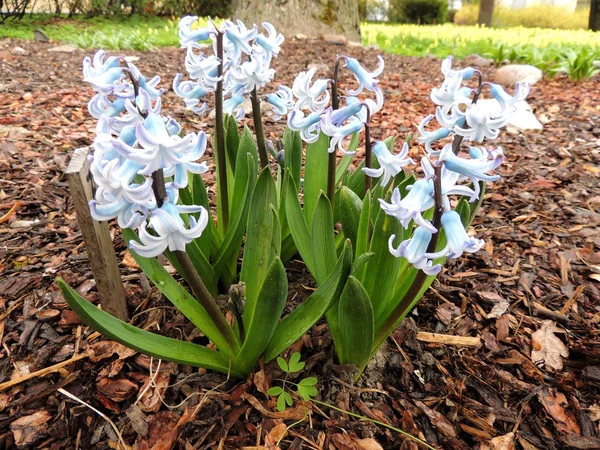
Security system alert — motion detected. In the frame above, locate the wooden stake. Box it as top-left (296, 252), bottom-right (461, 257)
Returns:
top-left (65, 147), bottom-right (128, 321)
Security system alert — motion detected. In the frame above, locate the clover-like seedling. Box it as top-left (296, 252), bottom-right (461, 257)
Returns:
top-left (267, 352), bottom-right (318, 412)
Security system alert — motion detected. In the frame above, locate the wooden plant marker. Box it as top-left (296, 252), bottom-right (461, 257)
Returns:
top-left (65, 147), bottom-right (128, 321)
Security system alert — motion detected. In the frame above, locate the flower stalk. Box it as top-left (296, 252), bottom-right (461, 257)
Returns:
top-left (364, 108), bottom-right (373, 194)
top-left (327, 57), bottom-right (341, 207)
top-left (251, 87), bottom-right (269, 168)
top-left (451, 71), bottom-right (483, 155)
top-left (215, 30), bottom-right (230, 231)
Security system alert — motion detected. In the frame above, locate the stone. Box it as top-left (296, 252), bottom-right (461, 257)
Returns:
top-left (47, 44), bottom-right (79, 53)
top-left (11, 47), bottom-right (28, 56)
top-left (322, 34), bottom-right (347, 45)
top-left (477, 99), bottom-right (543, 131)
top-left (33, 29), bottom-right (49, 42)
top-left (123, 56), bottom-right (140, 62)
top-left (295, 33), bottom-right (308, 40)
top-left (463, 54), bottom-right (493, 68)
top-left (22, 92), bottom-right (33, 101)
top-left (348, 41), bottom-right (363, 48)
top-left (493, 64), bottom-right (543, 87)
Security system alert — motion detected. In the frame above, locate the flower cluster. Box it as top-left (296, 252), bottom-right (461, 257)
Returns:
top-left (176, 18), bottom-right (283, 120)
top-left (83, 51), bottom-right (209, 258)
top-left (382, 56), bottom-right (529, 275)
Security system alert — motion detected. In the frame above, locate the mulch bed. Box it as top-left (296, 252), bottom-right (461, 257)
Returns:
top-left (1, 34), bottom-right (600, 450)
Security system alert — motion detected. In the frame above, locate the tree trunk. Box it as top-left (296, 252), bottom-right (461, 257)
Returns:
top-left (231, 0), bottom-right (361, 42)
top-left (591, 0), bottom-right (600, 31)
top-left (477, 0), bottom-right (494, 27)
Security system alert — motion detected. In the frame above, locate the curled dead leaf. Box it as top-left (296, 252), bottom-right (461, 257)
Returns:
top-left (531, 320), bottom-right (569, 372)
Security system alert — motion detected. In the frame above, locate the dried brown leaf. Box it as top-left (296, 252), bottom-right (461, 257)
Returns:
top-left (531, 320), bottom-right (569, 371)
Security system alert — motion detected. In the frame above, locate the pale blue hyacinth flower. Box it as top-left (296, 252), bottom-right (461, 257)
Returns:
top-left (184, 48), bottom-right (221, 87)
top-left (425, 210), bottom-right (484, 260)
top-left (388, 227), bottom-right (442, 275)
top-left (420, 154), bottom-right (477, 207)
top-left (454, 102), bottom-right (510, 142)
top-left (440, 55), bottom-right (476, 80)
top-left (109, 89), bottom-right (163, 132)
top-left (172, 74), bottom-right (212, 115)
top-left (379, 179), bottom-right (436, 233)
top-left (89, 181), bottom-right (154, 229)
top-left (266, 85), bottom-right (294, 120)
top-left (488, 82), bottom-right (530, 114)
top-left (292, 67), bottom-right (330, 112)
top-left (130, 202), bottom-right (209, 258)
top-left (163, 132), bottom-right (209, 189)
top-left (113, 63), bottom-right (163, 102)
top-left (431, 73), bottom-right (473, 116)
top-left (178, 16), bottom-right (217, 48)
top-left (341, 55), bottom-right (384, 95)
top-left (438, 145), bottom-right (504, 201)
top-left (417, 114), bottom-right (452, 155)
top-left (88, 95), bottom-right (126, 120)
top-left (223, 87), bottom-right (247, 121)
top-left (83, 50), bottom-right (124, 95)
top-left (320, 116), bottom-right (364, 155)
top-left (227, 51), bottom-right (275, 93)
top-left (254, 22), bottom-right (284, 59)
top-left (363, 141), bottom-right (415, 186)
top-left (287, 110), bottom-right (322, 143)
top-left (222, 20), bottom-right (258, 64)
top-left (113, 113), bottom-right (206, 176)
top-left (324, 100), bottom-right (365, 125)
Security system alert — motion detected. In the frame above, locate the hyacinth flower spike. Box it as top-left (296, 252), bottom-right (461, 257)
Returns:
top-left (254, 22), bottom-right (284, 58)
top-left (184, 48), bottom-right (221, 86)
top-left (223, 87), bottom-right (247, 121)
top-left (292, 67), bottom-right (330, 112)
top-left (439, 145), bottom-right (504, 201)
top-left (172, 74), bottom-right (212, 115)
top-left (287, 110), bottom-right (323, 143)
top-left (266, 85), bottom-right (294, 120)
top-left (488, 82), bottom-right (530, 114)
top-left (129, 202), bottom-right (209, 258)
top-left (425, 210), bottom-right (484, 260)
top-left (222, 20), bottom-right (258, 63)
top-left (83, 50), bottom-right (124, 95)
top-left (388, 227), bottom-right (442, 275)
top-left (321, 117), bottom-right (364, 155)
top-left (341, 55), bottom-right (384, 95)
top-left (421, 154), bottom-right (476, 208)
top-left (90, 180), bottom-right (154, 230)
top-left (227, 52), bottom-right (275, 92)
top-left (440, 55), bottom-right (476, 80)
top-left (363, 141), bottom-right (415, 186)
top-left (417, 114), bottom-right (452, 155)
top-left (379, 179), bottom-right (436, 232)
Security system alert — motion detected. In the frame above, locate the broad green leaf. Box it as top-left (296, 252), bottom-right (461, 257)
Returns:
top-left (267, 386), bottom-right (283, 396)
top-left (277, 356), bottom-right (289, 372)
top-left (56, 278), bottom-right (241, 377)
top-left (304, 133), bottom-right (329, 227)
top-left (123, 229), bottom-right (234, 354)
top-left (238, 125), bottom-right (259, 173)
top-left (337, 276), bottom-right (374, 373)
top-left (234, 258), bottom-right (288, 375)
top-left (298, 377), bottom-right (318, 386)
top-left (347, 159), bottom-right (366, 198)
top-left (225, 114), bottom-right (240, 172)
top-left (283, 128), bottom-right (302, 192)
top-left (364, 196), bottom-right (404, 319)
top-left (188, 173), bottom-right (212, 257)
top-left (283, 391), bottom-right (293, 406)
top-left (335, 133), bottom-right (360, 184)
top-left (340, 186), bottom-right (362, 251)
top-left (284, 175), bottom-right (316, 276)
top-left (280, 233), bottom-right (297, 264)
top-left (288, 352), bottom-right (305, 372)
top-left (263, 240), bottom-right (353, 362)
top-left (351, 252), bottom-right (374, 277)
top-left (213, 153), bottom-right (256, 279)
top-left (298, 385), bottom-right (317, 400)
top-left (277, 393), bottom-right (287, 412)
top-left (240, 168), bottom-right (280, 320)
top-left (312, 194), bottom-right (337, 285)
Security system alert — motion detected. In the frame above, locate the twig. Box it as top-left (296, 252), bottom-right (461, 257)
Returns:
top-left (416, 332), bottom-right (481, 347)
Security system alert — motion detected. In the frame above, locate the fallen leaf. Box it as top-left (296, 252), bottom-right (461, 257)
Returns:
top-left (90, 340), bottom-right (137, 362)
top-left (480, 433), bottom-right (515, 450)
top-left (10, 410), bottom-right (52, 447)
top-left (356, 438), bottom-right (385, 450)
top-left (537, 388), bottom-right (580, 435)
top-left (253, 367), bottom-right (271, 396)
top-left (264, 423), bottom-right (287, 448)
top-left (96, 377), bottom-right (139, 402)
top-left (531, 320), bottom-right (569, 371)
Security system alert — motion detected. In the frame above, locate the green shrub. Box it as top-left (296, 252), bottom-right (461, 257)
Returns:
top-left (389, 0), bottom-right (449, 24)
top-left (454, 4), bottom-right (589, 29)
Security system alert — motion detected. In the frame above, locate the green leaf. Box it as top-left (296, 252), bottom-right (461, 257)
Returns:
top-left (238, 125), bottom-right (259, 173)
top-left (277, 392), bottom-right (287, 412)
top-left (240, 168), bottom-right (280, 317)
top-left (298, 377), bottom-right (318, 386)
top-left (288, 352), bottom-right (305, 372)
top-left (351, 252), bottom-right (374, 277)
top-left (304, 133), bottom-right (329, 228)
top-left (312, 193), bottom-right (336, 285)
top-left (123, 229), bottom-right (233, 355)
top-left (267, 386), bottom-right (283, 396)
top-left (283, 391), bottom-right (293, 406)
top-left (355, 192), bottom-right (372, 261)
top-left (277, 356), bottom-right (289, 373)
top-left (234, 257), bottom-right (288, 375)
top-left (284, 175), bottom-right (316, 276)
top-left (225, 114), bottom-right (240, 172)
top-left (56, 278), bottom-right (241, 377)
top-left (283, 128), bottom-right (302, 192)
top-left (297, 385), bottom-right (317, 401)
top-left (263, 239), bottom-right (353, 362)
top-left (337, 276), bottom-right (374, 373)
top-left (213, 153), bottom-right (256, 279)
top-left (340, 186), bottom-right (362, 251)
top-left (363, 198), bottom-right (404, 319)
top-left (188, 173), bottom-right (212, 257)
top-left (335, 133), bottom-right (360, 184)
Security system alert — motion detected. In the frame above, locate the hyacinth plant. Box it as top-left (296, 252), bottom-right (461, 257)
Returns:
top-left (58, 16), bottom-right (529, 380)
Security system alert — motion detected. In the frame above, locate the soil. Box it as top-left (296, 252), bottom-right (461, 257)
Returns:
top-left (1, 35), bottom-right (600, 450)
